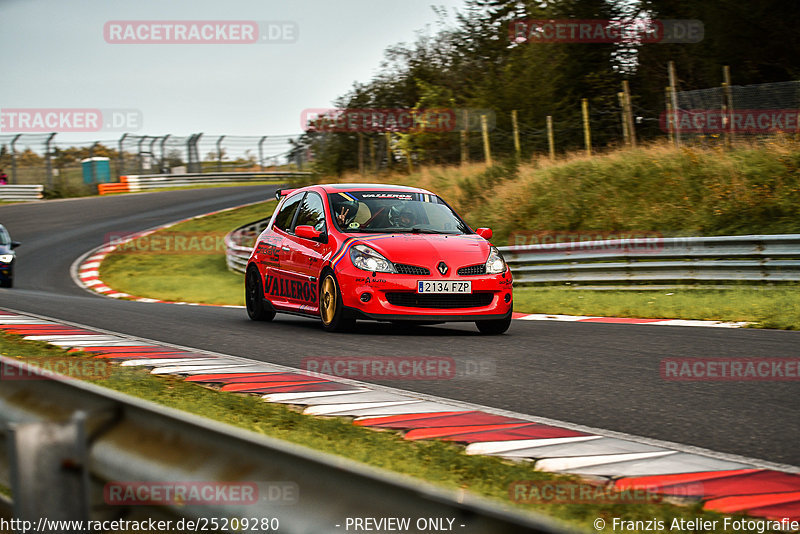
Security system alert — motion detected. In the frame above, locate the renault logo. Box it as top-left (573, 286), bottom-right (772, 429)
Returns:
top-left (437, 261), bottom-right (449, 275)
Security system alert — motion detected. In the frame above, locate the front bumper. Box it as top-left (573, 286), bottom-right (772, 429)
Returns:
top-left (335, 264), bottom-right (513, 322)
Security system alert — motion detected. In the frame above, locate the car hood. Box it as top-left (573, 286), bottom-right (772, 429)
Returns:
top-left (0, 244), bottom-right (13, 255)
top-left (356, 233), bottom-right (491, 270)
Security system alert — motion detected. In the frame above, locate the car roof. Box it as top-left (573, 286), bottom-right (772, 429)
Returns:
top-left (314, 183), bottom-right (434, 195)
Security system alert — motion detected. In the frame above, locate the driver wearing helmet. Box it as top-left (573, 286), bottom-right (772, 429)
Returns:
top-left (398, 209), bottom-right (416, 227)
top-left (333, 198), bottom-right (359, 228)
top-left (388, 205), bottom-right (417, 228)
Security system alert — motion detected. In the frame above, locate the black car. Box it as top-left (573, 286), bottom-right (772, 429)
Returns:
top-left (0, 224), bottom-right (20, 288)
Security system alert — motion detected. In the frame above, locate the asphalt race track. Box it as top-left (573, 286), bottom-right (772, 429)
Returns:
top-left (1, 187), bottom-right (798, 466)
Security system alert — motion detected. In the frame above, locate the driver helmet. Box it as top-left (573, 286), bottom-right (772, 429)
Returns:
top-left (333, 199), bottom-right (359, 226)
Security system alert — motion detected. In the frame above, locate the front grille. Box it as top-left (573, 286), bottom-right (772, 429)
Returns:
top-left (394, 263), bottom-right (430, 276)
top-left (386, 292), bottom-right (494, 309)
top-left (457, 264), bottom-right (486, 276)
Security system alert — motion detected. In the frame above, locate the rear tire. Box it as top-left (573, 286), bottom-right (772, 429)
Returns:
top-left (245, 266), bottom-right (275, 322)
top-left (476, 314), bottom-right (511, 335)
top-left (319, 272), bottom-right (355, 333)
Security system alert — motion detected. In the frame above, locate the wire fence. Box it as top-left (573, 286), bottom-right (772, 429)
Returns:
top-left (669, 80), bottom-right (800, 146)
top-left (0, 133), bottom-right (303, 195)
top-left (1, 78), bottom-right (798, 193)
top-left (301, 77), bottom-right (800, 174)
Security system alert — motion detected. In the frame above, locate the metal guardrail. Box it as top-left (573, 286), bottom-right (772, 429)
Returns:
top-left (225, 218), bottom-right (271, 273)
top-left (224, 226), bottom-right (800, 284)
top-left (0, 355), bottom-right (565, 533)
top-left (503, 234), bottom-right (800, 283)
top-left (0, 184), bottom-right (43, 201)
top-left (123, 172), bottom-right (310, 192)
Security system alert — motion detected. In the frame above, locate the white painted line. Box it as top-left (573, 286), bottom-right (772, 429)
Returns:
top-left (536, 451), bottom-right (676, 472)
top-left (149, 364), bottom-right (256, 375)
top-left (305, 401), bottom-right (423, 416)
top-left (264, 388), bottom-right (371, 402)
top-left (121, 358), bottom-right (221, 367)
top-left (289, 391), bottom-right (416, 406)
top-left (323, 401), bottom-right (471, 418)
top-left (0, 318), bottom-right (56, 324)
top-left (570, 452), bottom-right (756, 477)
top-left (48, 340), bottom-right (157, 347)
top-left (466, 436), bottom-right (601, 456)
top-left (23, 335), bottom-right (124, 342)
top-left (499, 437), bottom-right (667, 458)
top-left (516, 314), bottom-right (601, 322)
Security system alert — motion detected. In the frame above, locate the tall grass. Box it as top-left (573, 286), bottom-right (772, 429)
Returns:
top-left (320, 141), bottom-right (800, 245)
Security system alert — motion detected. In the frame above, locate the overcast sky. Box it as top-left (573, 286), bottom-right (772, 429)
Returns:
top-left (1, 0), bottom-right (468, 157)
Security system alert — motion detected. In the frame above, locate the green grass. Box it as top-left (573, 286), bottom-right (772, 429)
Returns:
top-left (0, 330), bottom-right (782, 533)
top-left (514, 286), bottom-right (800, 330)
top-left (318, 141), bottom-right (800, 246)
top-left (97, 196), bottom-right (800, 329)
top-left (99, 200), bottom-right (274, 305)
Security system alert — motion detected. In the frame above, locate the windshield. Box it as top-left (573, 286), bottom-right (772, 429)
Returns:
top-left (328, 191), bottom-right (471, 235)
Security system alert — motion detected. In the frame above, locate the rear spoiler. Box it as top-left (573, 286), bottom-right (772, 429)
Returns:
top-left (275, 188), bottom-right (297, 200)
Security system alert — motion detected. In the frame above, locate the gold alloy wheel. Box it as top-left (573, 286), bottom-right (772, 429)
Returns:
top-left (320, 275), bottom-right (336, 325)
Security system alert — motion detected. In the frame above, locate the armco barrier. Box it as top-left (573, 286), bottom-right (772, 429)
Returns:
top-left (225, 218), bottom-right (271, 273)
top-left (0, 184), bottom-right (43, 201)
top-left (225, 225), bottom-right (800, 283)
top-left (97, 182), bottom-right (131, 194)
top-left (503, 234), bottom-right (800, 283)
top-left (97, 172), bottom-right (311, 195)
top-left (0, 354), bottom-right (566, 533)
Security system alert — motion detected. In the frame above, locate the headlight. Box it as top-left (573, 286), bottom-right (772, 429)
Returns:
top-left (0, 254), bottom-right (12, 263)
top-left (485, 246), bottom-right (506, 274)
top-left (350, 244), bottom-right (396, 273)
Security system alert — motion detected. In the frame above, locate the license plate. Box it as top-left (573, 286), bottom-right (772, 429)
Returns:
top-left (417, 280), bottom-right (472, 293)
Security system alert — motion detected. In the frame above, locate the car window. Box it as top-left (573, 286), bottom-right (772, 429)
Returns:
top-left (0, 227), bottom-right (9, 246)
top-left (293, 192), bottom-right (326, 233)
top-left (327, 191), bottom-right (471, 234)
top-left (273, 193), bottom-right (304, 232)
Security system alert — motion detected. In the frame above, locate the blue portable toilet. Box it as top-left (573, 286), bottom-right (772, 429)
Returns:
top-left (81, 157), bottom-right (112, 184)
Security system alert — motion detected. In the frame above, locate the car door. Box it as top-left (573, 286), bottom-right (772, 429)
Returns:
top-left (281, 191), bottom-right (329, 313)
top-left (260, 191), bottom-right (303, 310)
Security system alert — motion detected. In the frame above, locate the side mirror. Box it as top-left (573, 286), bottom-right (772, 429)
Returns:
top-left (295, 225), bottom-right (322, 240)
top-left (476, 228), bottom-right (493, 240)
top-left (10, 241), bottom-right (20, 249)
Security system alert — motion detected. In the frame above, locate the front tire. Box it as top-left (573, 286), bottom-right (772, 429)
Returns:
top-left (476, 314), bottom-right (511, 335)
top-left (319, 272), bottom-right (355, 332)
top-left (245, 266), bottom-right (275, 322)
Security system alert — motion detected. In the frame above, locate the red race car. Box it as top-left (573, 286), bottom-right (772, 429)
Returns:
top-left (245, 184), bottom-right (512, 334)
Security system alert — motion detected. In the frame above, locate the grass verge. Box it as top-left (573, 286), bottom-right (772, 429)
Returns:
top-left (97, 198), bottom-right (800, 329)
top-left (514, 286), bottom-right (800, 330)
top-left (99, 200), bottom-right (275, 305)
top-left (0, 330), bottom-right (778, 533)
top-left (309, 140), bottom-right (800, 245)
